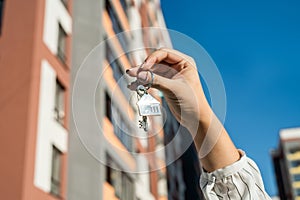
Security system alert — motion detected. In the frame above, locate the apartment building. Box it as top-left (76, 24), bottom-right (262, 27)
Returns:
top-left (162, 99), bottom-right (204, 200)
top-left (69, 0), bottom-right (171, 199)
top-left (0, 0), bottom-right (72, 199)
top-left (0, 0), bottom-right (203, 199)
top-left (272, 127), bottom-right (300, 200)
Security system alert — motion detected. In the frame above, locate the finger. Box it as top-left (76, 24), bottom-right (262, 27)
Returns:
top-left (142, 48), bottom-right (195, 70)
top-left (126, 71), bottom-right (153, 90)
top-left (126, 48), bottom-right (195, 78)
top-left (160, 48), bottom-right (196, 66)
top-left (138, 71), bottom-right (174, 91)
top-left (126, 63), bottom-right (178, 79)
top-left (127, 80), bottom-right (139, 91)
top-left (126, 67), bottom-right (139, 77)
top-left (127, 71), bottom-right (174, 92)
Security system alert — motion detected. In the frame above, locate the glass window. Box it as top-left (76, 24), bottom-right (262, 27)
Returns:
top-left (294, 174), bottom-right (300, 182)
top-left (50, 146), bottom-right (62, 197)
top-left (106, 43), bottom-right (123, 81)
top-left (105, 43), bottom-right (131, 99)
top-left (105, 0), bottom-right (122, 34)
top-left (57, 24), bottom-right (67, 63)
top-left (105, 92), bottom-right (112, 121)
top-left (122, 173), bottom-right (134, 200)
top-left (106, 155), bottom-right (122, 197)
top-left (296, 188), bottom-right (300, 196)
top-left (291, 160), bottom-right (300, 168)
top-left (289, 147), bottom-right (300, 154)
top-left (61, 0), bottom-right (67, 8)
top-left (54, 79), bottom-right (65, 125)
top-left (105, 91), bottom-right (132, 151)
top-left (119, 0), bottom-right (128, 16)
top-left (111, 103), bottom-right (132, 151)
top-left (0, 0), bottom-right (4, 35)
top-left (106, 155), bottom-right (134, 200)
top-left (105, 0), bottom-right (128, 52)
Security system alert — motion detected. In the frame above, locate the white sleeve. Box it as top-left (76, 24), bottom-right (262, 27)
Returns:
top-left (199, 150), bottom-right (272, 200)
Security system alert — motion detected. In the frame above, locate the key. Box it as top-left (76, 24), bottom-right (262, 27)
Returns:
top-left (139, 116), bottom-right (148, 132)
top-left (136, 85), bottom-right (161, 132)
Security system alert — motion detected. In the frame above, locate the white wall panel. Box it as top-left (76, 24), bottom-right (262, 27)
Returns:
top-left (34, 60), bottom-right (68, 192)
top-left (43, 0), bottom-right (72, 54)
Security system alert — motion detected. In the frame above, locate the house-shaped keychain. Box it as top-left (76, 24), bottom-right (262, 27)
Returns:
top-left (136, 93), bottom-right (162, 116)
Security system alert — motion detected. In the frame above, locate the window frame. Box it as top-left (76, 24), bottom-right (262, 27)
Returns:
top-left (54, 78), bottom-right (65, 126)
top-left (105, 92), bottom-right (132, 151)
top-left (61, 0), bottom-right (68, 8)
top-left (0, 0), bottom-right (5, 35)
top-left (50, 145), bottom-right (63, 198)
top-left (121, 172), bottom-right (134, 200)
top-left (105, 92), bottom-right (112, 121)
top-left (106, 154), bottom-right (134, 199)
top-left (119, 0), bottom-right (128, 16)
top-left (105, 0), bottom-right (129, 52)
top-left (57, 23), bottom-right (67, 64)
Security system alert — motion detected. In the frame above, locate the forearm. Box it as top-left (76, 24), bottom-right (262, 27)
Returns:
top-left (191, 108), bottom-right (240, 172)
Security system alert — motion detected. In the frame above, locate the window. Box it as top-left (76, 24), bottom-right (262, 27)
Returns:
top-left (291, 160), bottom-right (300, 168)
top-left (106, 0), bottom-right (122, 34)
top-left (296, 189), bottom-right (300, 196)
top-left (122, 173), bottom-right (134, 200)
top-left (57, 24), bottom-right (67, 63)
top-left (105, 42), bottom-right (130, 99)
top-left (105, 92), bottom-right (132, 151)
top-left (289, 147), bottom-right (300, 154)
top-left (106, 43), bottom-right (123, 82)
top-left (50, 146), bottom-right (62, 197)
top-left (0, 0), bottom-right (4, 35)
top-left (61, 0), bottom-right (67, 8)
top-left (294, 174), bottom-right (300, 182)
top-left (112, 111), bottom-right (132, 151)
top-left (54, 79), bottom-right (65, 125)
top-left (105, 93), bottom-right (112, 121)
top-left (106, 155), bottom-right (134, 200)
top-left (105, 0), bottom-right (128, 52)
top-left (106, 155), bottom-right (122, 197)
top-left (119, 0), bottom-right (128, 16)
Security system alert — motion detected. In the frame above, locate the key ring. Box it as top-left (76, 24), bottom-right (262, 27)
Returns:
top-left (145, 70), bottom-right (154, 90)
top-left (135, 70), bottom-right (154, 99)
top-left (148, 70), bottom-right (154, 89)
top-left (136, 62), bottom-right (154, 90)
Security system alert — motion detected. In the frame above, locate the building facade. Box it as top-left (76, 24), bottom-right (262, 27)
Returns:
top-left (272, 127), bottom-right (300, 200)
top-left (0, 0), bottom-right (166, 199)
top-left (0, 0), bottom-right (72, 199)
top-left (69, 0), bottom-right (170, 200)
top-left (0, 0), bottom-right (203, 199)
top-left (162, 99), bottom-right (204, 200)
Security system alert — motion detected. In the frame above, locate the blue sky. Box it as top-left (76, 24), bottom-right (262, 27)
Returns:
top-left (161, 0), bottom-right (300, 196)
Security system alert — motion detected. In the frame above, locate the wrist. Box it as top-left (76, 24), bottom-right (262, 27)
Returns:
top-left (185, 103), bottom-right (213, 138)
top-left (198, 103), bottom-right (213, 129)
top-left (186, 105), bottom-right (216, 152)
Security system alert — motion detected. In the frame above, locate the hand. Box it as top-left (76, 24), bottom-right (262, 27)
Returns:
top-left (127, 48), bottom-right (239, 172)
top-left (126, 48), bottom-right (212, 132)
